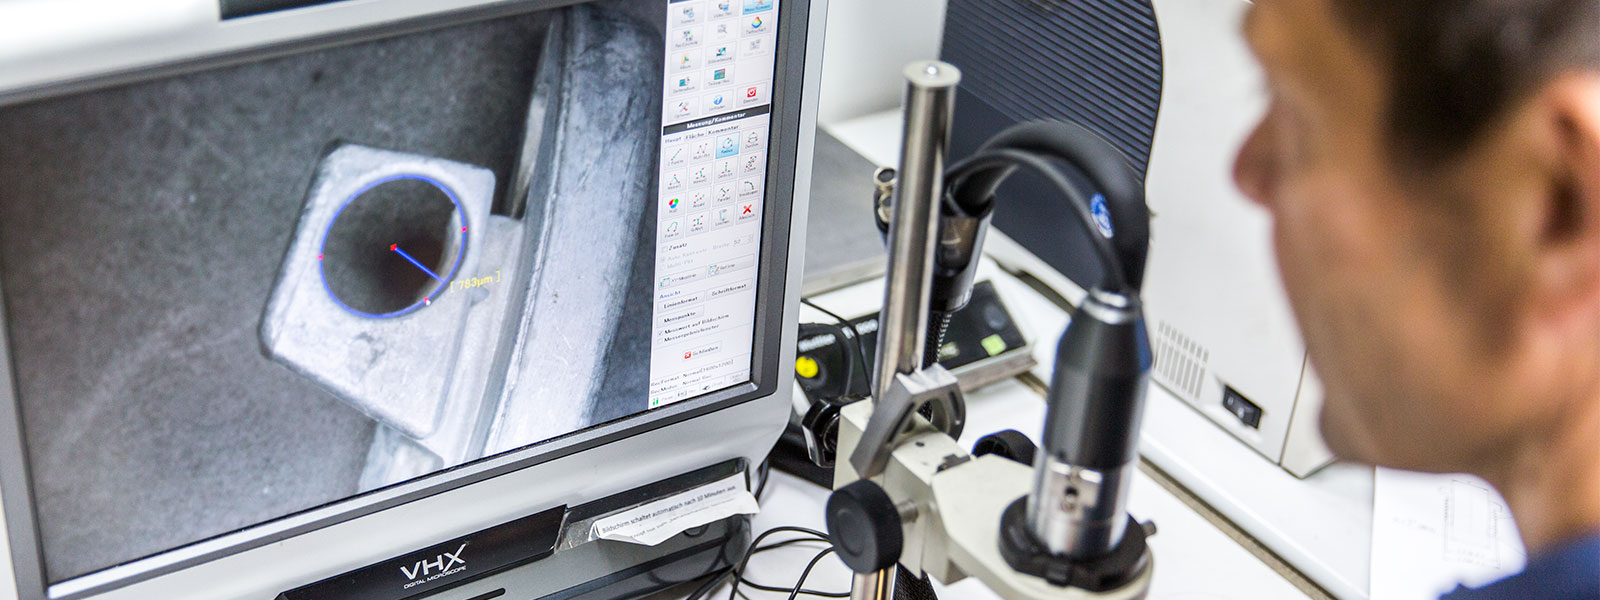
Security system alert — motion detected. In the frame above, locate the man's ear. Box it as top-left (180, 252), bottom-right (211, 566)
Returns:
top-left (1530, 72), bottom-right (1600, 322)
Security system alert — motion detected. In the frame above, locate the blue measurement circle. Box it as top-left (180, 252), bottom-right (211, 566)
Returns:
top-left (318, 173), bottom-right (468, 319)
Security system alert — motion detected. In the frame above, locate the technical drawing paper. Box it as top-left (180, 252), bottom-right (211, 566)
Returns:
top-left (1371, 468), bottom-right (1526, 599)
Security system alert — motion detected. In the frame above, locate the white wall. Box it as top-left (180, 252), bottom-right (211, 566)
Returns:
top-left (816, 0), bottom-right (947, 126)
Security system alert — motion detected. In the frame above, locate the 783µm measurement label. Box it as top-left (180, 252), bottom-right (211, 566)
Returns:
top-left (451, 270), bottom-right (501, 291)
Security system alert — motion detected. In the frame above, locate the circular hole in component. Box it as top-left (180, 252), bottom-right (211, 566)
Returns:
top-left (320, 175), bottom-right (466, 318)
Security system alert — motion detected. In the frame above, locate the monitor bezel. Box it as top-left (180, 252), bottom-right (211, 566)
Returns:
top-left (0, 0), bottom-right (816, 596)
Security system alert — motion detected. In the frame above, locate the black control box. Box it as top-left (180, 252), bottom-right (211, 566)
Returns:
top-left (796, 280), bottom-right (1030, 401)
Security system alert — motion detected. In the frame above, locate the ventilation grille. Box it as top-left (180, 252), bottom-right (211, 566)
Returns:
top-left (941, 0), bottom-right (1164, 176)
top-left (1153, 321), bottom-right (1209, 400)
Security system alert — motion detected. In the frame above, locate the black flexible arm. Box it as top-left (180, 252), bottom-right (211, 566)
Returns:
top-left (897, 121), bottom-right (1148, 368)
top-left (943, 121), bottom-right (1149, 294)
top-left (943, 149), bottom-right (1128, 292)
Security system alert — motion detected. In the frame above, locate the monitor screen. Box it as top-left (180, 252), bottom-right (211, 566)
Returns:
top-left (0, 0), bottom-right (785, 585)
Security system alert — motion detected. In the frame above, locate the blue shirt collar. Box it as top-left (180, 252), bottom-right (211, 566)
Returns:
top-left (1440, 532), bottom-right (1600, 600)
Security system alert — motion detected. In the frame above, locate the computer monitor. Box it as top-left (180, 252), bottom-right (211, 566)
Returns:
top-left (0, 0), bottom-right (823, 597)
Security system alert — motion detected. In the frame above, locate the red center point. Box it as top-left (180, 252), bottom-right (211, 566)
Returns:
top-left (390, 244), bottom-right (397, 251)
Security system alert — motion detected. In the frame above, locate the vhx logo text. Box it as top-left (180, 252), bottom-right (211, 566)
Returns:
top-left (401, 543), bottom-right (467, 582)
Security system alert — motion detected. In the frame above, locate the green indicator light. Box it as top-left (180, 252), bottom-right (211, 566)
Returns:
top-left (981, 334), bottom-right (1007, 357)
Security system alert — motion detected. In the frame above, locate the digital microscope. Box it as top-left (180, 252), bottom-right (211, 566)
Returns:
top-left (821, 61), bottom-right (1158, 600)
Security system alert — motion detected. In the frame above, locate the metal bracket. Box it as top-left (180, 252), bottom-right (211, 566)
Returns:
top-left (850, 364), bottom-right (965, 478)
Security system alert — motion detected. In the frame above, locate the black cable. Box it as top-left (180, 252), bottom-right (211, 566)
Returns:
top-left (755, 459), bottom-right (772, 501)
top-left (728, 528), bottom-right (839, 600)
top-left (736, 537), bottom-right (849, 598)
top-left (687, 537), bottom-right (829, 600)
top-left (684, 527), bottom-right (843, 600)
top-left (741, 576), bottom-right (849, 598)
top-left (754, 537), bottom-right (831, 553)
top-left (800, 295), bottom-right (957, 430)
top-left (685, 570), bottom-right (734, 600)
top-left (727, 527), bottom-right (830, 600)
top-left (784, 547), bottom-right (839, 600)
top-left (738, 535), bottom-right (841, 590)
top-left (729, 539), bottom-right (849, 598)
top-left (732, 544), bottom-right (851, 598)
top-left (944, 148), bottom-right (1131, 293)
top-left (800, 298), bottom-right (869, 371)
top-left (799, 297), bottom-right (873, 395)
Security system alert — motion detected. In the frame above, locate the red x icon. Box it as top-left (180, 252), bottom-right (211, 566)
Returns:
top-left (683, 351), bottom-right (693, 359)
top-left (740, 204), bottom-right (753, 215)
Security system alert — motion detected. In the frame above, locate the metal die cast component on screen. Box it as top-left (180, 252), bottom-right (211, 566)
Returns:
top-left (260, 7), bottom-right (665, 491)
top-left (260, 144), bottom-right (497, 442)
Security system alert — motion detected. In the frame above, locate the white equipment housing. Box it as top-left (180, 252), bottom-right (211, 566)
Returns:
top-left (1140, 0), bottom-right (1333, 477)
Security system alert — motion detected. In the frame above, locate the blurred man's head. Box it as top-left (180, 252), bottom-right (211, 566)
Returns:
top-left (1232, 0), bottom-right (1600, 487)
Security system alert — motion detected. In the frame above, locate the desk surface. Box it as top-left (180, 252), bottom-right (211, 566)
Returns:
top-left (735, 377), bottom-right (1313, 600)
top-left (735, 268), bottom-right (1313, 600)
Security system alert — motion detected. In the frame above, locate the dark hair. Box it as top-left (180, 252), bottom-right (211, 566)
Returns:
top-left (1331, 0), bottom-right (1600, 167)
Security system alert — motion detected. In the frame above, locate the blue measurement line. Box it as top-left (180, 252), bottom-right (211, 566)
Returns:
top-left (392, 244), bottom-right (444, 283)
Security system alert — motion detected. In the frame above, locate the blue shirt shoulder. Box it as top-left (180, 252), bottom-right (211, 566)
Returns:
top-left (1441, 533), bottom-right (1600, 600)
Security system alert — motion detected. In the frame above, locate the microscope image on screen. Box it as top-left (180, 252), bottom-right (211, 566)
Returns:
top-left (0, 1), bottom-right (666, 584)
top-left (261, 0), bottom-right (664, 491)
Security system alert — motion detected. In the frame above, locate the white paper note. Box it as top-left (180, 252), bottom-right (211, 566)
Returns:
top-left (591, 473), bottom-right (760, 546)
top-left (1371, 468), bottom-right (1526, 600)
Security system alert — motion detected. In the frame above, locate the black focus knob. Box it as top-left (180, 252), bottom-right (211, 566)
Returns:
top-left (801, 399), bottom-right (846, 468)
top-left (972, 430), bottom-right (1037, 466)
top-left (825, 479), bottom-right (903, 574)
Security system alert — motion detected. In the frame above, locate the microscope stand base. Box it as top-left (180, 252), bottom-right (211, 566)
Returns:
top-left (997, 502), bottom-right (1154, 591)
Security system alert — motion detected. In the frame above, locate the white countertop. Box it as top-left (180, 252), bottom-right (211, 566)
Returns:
top-left (740, 376), bottom-right (1312, 600)
top-left (750, 264), bottom-right (1313, 600)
